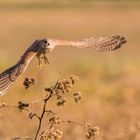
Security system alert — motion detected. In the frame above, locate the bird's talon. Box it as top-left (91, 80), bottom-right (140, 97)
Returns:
top-left (36, 50), bottom-right (49, 70)
top-left (43, 54), bottom-right (49, 64)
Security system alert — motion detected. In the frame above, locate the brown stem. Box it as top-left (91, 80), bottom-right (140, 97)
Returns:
top-left (34, 91), bottom-right (52, 140)
top-left (66, 120), bottom-right (84, 127)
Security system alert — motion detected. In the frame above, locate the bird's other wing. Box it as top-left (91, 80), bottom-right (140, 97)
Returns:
top-left (0, 39), bottom-right (47, 96)
top-left (0, 63), bottom-right (25, 96)
top-left (54, 35), bottom-right (126, 51)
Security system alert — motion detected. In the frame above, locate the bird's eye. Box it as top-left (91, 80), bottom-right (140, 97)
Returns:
top-left (44, 40), bottom-right (47, 44)
top-left (44, 40), bottom-right (50, 46)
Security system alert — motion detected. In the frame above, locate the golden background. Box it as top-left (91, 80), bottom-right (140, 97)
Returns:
top-left (0, 0), bottom-right (140, 139)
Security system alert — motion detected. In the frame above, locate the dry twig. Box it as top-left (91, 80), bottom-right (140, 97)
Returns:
top-left (0, 75), bottom-right (99, 140)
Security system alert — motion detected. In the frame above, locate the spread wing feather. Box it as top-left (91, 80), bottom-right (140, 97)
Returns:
top-left (78, 35), bottom-right (126, 51)
top-left (0, 36), bottom-right (126, 96)
top-left (0, 63), bottom-right (25, 96)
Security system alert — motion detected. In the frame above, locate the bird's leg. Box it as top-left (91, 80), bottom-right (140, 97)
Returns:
top-left (36, 53), bottom-right (43, 70)
top-left (41, 53), bottom-right (49, 64)
top-left (36, 48), bottom-right (49, 70)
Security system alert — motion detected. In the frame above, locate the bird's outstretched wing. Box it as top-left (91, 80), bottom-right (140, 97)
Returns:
top-left (0, 36), bottom-right (126, 96)
top-left (53, 35), bottom-right (126, 51)
top-left (0, 39), bottom-right (47, 96)
top-left (79, 35), bottom-right (126, 51)
top-left (0, 63), bottom-right (25, 96)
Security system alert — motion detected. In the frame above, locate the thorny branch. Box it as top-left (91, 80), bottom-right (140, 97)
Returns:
top-left (0, 75), bottom-right (99, 140)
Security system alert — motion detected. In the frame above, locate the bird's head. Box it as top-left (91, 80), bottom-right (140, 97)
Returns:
top-left (28, 39), bottom-right (47, 52)
top-left (45, 38), bottom-right (56, 52)
top-left (28, 38), bottom-right (55, 53)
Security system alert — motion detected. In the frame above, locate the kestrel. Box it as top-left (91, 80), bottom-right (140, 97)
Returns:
top-left (0, 35), bottom-right (126, 96)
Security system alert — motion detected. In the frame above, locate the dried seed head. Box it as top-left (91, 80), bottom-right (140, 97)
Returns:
top-left (49, 115), bottom-right (61, 124)
top-left (40, 127), bottom-right (63, 140)
top-left (55, 89), bottom-right (63, 94)
top-left (61, 79), bottom-right (67, 84)
top-left (25, 77), bottom-right (29, 81)
top-left (31, 78), bottom-right (35, 83)
top-left (70, 75), bottom-right (80, 85)
top-left (85, 132), bottom-right (91, 139)
top-left (18, 101), bottom-right (29, 111)
top-left (85, 125), bottom-right (99, 139)
top-left (23, 77), bottom-right (35, 89)
top-left (57, 97), bottom-right (66, 106)
top-left (55, 76), bottom-right (78, 93)
top-left (65, 88), bottom-right (71, 93)
top-left (73, 91), bottom-right (82, 103)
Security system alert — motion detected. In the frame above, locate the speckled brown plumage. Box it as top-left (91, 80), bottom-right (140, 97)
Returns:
top-left (0, 39), bottom-right (47, 96)
top-left (0, 35), bottom-right (126, 96)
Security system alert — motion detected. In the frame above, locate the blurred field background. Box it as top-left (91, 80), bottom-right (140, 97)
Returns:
top-left (0, 0), bottom-right (140, 139)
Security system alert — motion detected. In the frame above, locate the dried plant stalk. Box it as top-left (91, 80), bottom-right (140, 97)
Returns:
top-left (0, 75), bottom-right (99, 140)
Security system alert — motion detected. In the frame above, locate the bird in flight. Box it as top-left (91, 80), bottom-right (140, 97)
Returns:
top-left (0, 35), bottom-right (126, 96)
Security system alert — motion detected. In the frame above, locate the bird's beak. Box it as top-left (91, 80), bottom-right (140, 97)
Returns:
top-left (46, 42), bottom-right (50, 46)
